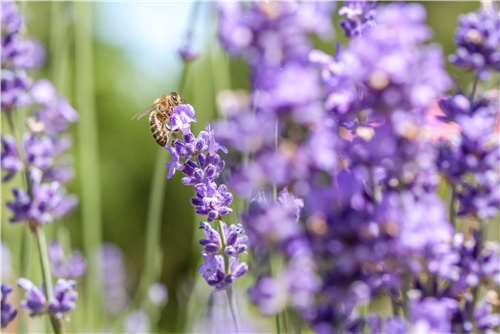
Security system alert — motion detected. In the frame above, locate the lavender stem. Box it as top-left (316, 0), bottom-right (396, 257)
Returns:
top-left (448, 183), bottom-right (457, 228)
top-left (226, 286), bottom-right (241, 333)
top-left (36, 226), bottom-right (63, 334)
top-left (74, 2), bottom-right (103, 328)
top-left (469, 75), bottom-right (479, 101)
top-left (217, 219), bottom-right (241, 332)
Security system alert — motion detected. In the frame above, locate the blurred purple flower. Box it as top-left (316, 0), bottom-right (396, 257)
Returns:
top-left (1, 69), bottom-right (31, 110)
top-left (98, 243), bottom-right (130, 315)
top-left (339, 0), bottom-right (376, 38)
top-left (1, 1), bottom-right (22, 35)
top-left (148, 283), bottom-right (168, 307)
top-left (449, 2), bottom-right (500, 79)
top-left (47, 279), bottom-right (78, 319)
top-left (1, 134), bottom-right (23, 181)
top-left (474, 299), bottom-right (500, 331)
top-left (17, 277), bottom-right (47, 317)
top-left (48, 241), bottom-right (86, 279)
top-left (410, 297), bottom-right (458, 333)
top-left (1, 284), bottom-right (17, 328)
top-left (31, 79), bottom-right (56, 105)
top-left (7, 168), bottom-right (77, 224)
top-left (123, 309), bottom-right (150, 334)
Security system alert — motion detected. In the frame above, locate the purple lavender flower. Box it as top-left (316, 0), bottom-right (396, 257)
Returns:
top-left (338, 1), bottom-right (377, 38)
top-left (1, 134), bottom-right (23, 181)
top-left (409, 297), bottom-right (458, 333)
top-left (31, 79), bottom-right (57, 105)
top-left (148, 283), bottom-right (168, 307)
top-left (473, 298), bottom-right (500, 331)
top-left (7, 167), bottom-right (77, 225)
top-left (178, 34), bottom-right (199, 62)
top-left (48, 240), bottom-right (86, 279)
top-left (98, 243), bottom-right (130, 315)
top-left (1, 284), bottom-right (17, 328)
top-left (47, 279), bottom-right (78, 319)
top-left (1, 2), bottom-right (22, 35)
top-left (449, 2), bottom-right (500, 80)
top-left (1, 69), bottom-right (31, 110)
top-left (17, 277), bottom-right (47, 317)
top-left (197, 222), bottom-right (249, 290)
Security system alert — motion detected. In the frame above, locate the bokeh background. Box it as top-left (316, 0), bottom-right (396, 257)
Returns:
top-left (1, 1), bottom-right (490, 333)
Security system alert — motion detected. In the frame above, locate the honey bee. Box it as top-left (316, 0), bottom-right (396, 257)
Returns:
top-left (131, 92), bottom-right (186, 147)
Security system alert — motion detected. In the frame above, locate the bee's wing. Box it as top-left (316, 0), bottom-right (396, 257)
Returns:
top-left (131, 104), bottom-right (157, 120)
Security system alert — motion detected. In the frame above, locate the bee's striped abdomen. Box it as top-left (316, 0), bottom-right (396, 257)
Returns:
top-left (149, 112), bottom-right (169, 147)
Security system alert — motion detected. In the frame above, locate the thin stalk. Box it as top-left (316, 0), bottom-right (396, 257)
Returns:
top-left (402, 272), bottom-right (411, 317)
top-left (217, 219), bottom-right (240, 332)
top-left (139, 147), bottom-right (168, 302)
top-left (448, 183), bottom-right (457, 228)
top-left (226, 286), bottom-right (241, 334)
top-left (469, 219), bottom-right (487, 320)
top-left (74, 2), bottom-right (103, 329)
top-left (369, 167), bottom-right (380, 203)
top-left (390, 295), bottom-right (401, 316)
top-left (469, 76), bottom-right (479, 101)
top-left (36, 226), bottom-right (62, 334)
top-left (6, 110), bottom-right (32, 334)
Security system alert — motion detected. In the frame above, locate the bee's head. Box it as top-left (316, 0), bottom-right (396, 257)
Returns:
top-left (170, 92), bottom-right (182, 104)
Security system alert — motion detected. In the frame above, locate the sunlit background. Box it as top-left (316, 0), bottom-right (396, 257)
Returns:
top-left (1, 1), bottom-right (488, 333)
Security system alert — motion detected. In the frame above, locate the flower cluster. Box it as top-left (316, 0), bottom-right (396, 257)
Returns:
top-left (1, 1), bottom-right (45, 111)
top-left (98, 243), bottom-right (130, 315)
top-left (164, 103), bottom-right (249, 290)
top-left (2, 80), bottom-right (78, 228)
top-left (1, 284), bottom-right (17, 328)
top-left (17, 277), bottom-right (78, 320)
top-left (217, 0), bottom-right (500, 332)
top-left (338, 0), bottom-right (376, 38)
top-left (48, 240), bottom-right (86, 279)
top-left (449, 2), bottom-right (500, 80)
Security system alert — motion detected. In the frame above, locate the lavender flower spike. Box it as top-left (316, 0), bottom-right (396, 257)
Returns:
top-left (48, 240), bottom-right (87, 279)
top-left (17, 278), bottom-right (47, 317)
top-left (47, 279), bottom-right (78, 319)
top-left (165, 103), bottom-right (249, 290)
top-left (1, 284), bottom-right (17, 328)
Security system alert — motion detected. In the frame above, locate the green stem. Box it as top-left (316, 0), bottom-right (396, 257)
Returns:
top-left (449, 184), bottom-right (457, 228)
top-left (226, 286), bottom-right (241, 333)
top-left (36, 226), bottom-right (62, 334)
top-left (140, 147), bottom-right (168, 302)
top-left (75, 2), bottom-right (103, 329)
top-left (402, 272), bottom-right (411, 317)
top-left (217, 219), bottom-right (241, 332)
top-left (369, 167), bottom-right (380, 203)
top-left (469, 76), bottom-right (479, 101)
top-left (390, 295), bottom-right (401, 316)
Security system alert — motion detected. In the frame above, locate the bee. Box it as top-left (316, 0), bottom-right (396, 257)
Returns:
top-left (131, 92), bottom-right (186, 147)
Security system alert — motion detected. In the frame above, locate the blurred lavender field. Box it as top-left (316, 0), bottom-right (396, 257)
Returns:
top-left (1, 1), bottom-right (499, 334)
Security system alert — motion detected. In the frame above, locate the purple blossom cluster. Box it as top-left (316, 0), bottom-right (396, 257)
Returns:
top-left (17, 277), bottom-right (78, 320)
top-left (449, 2), bottom-right (500, 80)
top-left (1, 1), bottom-right (45, 111)
top-left (1, 72), bottom-right (78, 227)
top-left (1, 284), bottom-right (17, 328)
top-left (1, 1), bottom-right (81, 326)
top-left (216, 0), bottom-right (500, 332)
top-left (338, 1), bottom-right (376, 38)
top-left (164, 103), bottom-right (249, 290)
top-left (48, 241), bottom-right (86, 279)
